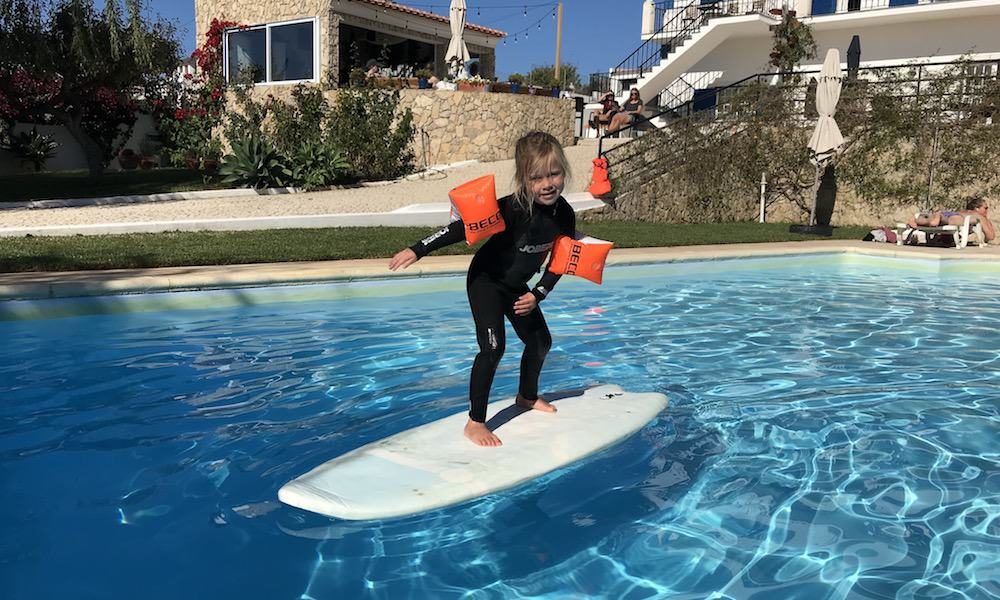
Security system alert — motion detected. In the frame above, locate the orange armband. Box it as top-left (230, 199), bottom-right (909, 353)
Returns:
top-left (447, 175), bottom-right (505, 245)
top-left (549, 233), bottom-right (614, 285)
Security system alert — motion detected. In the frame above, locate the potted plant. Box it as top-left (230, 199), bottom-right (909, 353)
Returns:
top-left (508, 73), bottom-right (524, 94)
top-left (139, 156), bottom-right (158, 169)
top-left (118, 148), bottom-right (139, 170)
top-left (769, 13), bottom-right (816, 79)
top-left (201, 139), bottom-right (223, 172)
top-left (456, 75), bottom-right (488, 92)
top-left (416, 68), bottom-right (433, 89)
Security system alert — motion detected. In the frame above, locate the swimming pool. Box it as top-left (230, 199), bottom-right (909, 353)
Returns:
top-left (1, 253), bottom-right (998, 599)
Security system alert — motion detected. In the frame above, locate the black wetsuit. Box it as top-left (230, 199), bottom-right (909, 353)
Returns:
top-left (410, 194), bottom-right (576, 422)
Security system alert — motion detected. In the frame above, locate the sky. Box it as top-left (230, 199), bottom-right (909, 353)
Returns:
top-left (134, 0), bottom-right (645, 82)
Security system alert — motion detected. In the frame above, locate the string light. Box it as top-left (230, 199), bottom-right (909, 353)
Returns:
top-left (524, 6), bottom-right (527, 16)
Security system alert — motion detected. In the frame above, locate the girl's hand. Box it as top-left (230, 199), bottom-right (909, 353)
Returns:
top-left (513, 292), bottom-right (537, 316)
top-left (389, 248), bottom-right (418, 271)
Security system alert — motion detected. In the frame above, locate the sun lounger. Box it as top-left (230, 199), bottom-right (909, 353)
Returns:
top-left (894, 213), bottom-right (985, 249)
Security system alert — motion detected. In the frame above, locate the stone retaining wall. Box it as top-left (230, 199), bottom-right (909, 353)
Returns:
top-left (593, 159), bottom-right (996, 229)
top-left (396, 90), bottom-right (575, 165)
top-left (246, 86), bottom-right (575, 169)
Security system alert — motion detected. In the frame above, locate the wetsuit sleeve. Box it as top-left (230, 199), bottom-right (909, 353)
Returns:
top-left (409, 218), bottom-right (465, 258)
top-left (530, 200), bottom-right (577, 302)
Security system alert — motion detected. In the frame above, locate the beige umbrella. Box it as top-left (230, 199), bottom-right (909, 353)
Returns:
top-left (807, 48), bottom-right (844, 226)
top-left (446, 0), bottom-right (470, 78)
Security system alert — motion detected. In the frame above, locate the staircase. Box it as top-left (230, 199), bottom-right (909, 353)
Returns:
top-left (603, 0), bottom-right (782, 120)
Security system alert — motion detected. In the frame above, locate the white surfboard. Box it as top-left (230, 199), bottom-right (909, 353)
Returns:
top-left (278, 384), bottom-right (668, 520)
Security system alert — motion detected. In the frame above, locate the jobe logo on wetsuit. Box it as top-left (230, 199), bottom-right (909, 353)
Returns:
top-left (518, 241), bottom-right (554, 254)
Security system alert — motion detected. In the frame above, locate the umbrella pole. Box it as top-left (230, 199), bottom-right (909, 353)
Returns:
top-left (808, 162), bottom-right (822, 226)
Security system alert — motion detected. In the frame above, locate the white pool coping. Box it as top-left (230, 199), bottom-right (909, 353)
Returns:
top-left (3, 240), bottom-right (999, 302)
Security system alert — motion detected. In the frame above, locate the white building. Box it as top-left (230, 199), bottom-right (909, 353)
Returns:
top-left (612, 0), bottom-right (1000, 112)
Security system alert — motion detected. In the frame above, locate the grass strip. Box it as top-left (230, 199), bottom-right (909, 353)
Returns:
top-left (0, 222), bottom-right (871, 273)
top-left (1, 169), bottom-right (231, 203)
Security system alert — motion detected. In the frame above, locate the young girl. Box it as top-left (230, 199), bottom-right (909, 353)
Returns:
top-left (388, 131), bottom-right (576, 447)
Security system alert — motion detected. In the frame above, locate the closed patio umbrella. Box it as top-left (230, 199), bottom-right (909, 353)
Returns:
top-left (446, 0), bottom-right (470, 78)
top-left (806, 48), bottom-right (844, 227)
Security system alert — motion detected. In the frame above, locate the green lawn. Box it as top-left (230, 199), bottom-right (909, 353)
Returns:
top-left (1, 168), bottom-right (232, 203)
top-left (0, 222), bottom-right (870, 273)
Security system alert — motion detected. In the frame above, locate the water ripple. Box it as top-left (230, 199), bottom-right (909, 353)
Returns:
top-left (1, 259), bottom-right (999, 599)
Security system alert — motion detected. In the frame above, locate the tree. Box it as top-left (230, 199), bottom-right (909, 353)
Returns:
top-left (0, 0), bottom-right (180, 177)
top-left (527, 64), bottom-right (582, 90)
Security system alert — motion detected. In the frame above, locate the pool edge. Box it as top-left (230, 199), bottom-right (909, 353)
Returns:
top-left (3, 240), bottom-right (999, 301)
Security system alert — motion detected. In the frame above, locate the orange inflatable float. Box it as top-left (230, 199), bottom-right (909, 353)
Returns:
top-left (550, 234), bottom-right (614, 284)
top-left (447, 175), bottom-right (505, 245)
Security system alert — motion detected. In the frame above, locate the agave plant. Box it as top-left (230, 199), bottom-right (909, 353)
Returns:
top-left (5, 127), bottom-right (59, 172)
top-left (219, 134), bottom-right (291, 189)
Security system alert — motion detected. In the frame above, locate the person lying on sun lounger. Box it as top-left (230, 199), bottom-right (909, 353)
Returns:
top-left (907, 196), bottom-right (996, 242)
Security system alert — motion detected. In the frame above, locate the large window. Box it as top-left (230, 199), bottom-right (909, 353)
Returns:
top-left (225, 18), bottom-right (318, 85)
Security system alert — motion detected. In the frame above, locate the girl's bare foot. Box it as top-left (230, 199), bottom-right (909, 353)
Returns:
top-left (516, 395), bottom-right (557, 413)
top-left (464, 420), bottom-right (502, 447)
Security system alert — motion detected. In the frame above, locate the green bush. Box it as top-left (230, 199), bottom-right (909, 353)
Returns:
top-left (287, 139), bottom-right (349, 191)
top-left (269, 84), bottom-right (328, 156)
top-left (326, 87), bottom-right (415, 181)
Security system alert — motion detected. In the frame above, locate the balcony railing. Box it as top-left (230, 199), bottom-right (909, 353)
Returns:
top-left (648, 0), bottom-right (972, 32)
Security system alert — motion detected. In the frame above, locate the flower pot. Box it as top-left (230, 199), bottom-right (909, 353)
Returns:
top-left (551, 86), bottom-right (561, 98)
top-left (418, 78), bottom-right (429, 89)
top-left (139, 158), bottom-right (157, 170)
top-left (510, 83), bottom-right (521, 94)
top-left (457, 82), bottom-right (486, 92)
top-left (202, 159), bottom-right (219, 173)
top-left (184, 157), bottom-right (200, 170)
top-left (118, 150), bottom-right (139, 170)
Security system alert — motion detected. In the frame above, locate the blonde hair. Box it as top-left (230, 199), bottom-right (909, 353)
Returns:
top-left (512, 131), bottom-right (571, 214)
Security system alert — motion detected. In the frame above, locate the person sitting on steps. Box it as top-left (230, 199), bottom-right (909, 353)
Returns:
top-left (588, 91), bottom-right (619, 134)
top-left (607, 88), bottom-right (644, 135)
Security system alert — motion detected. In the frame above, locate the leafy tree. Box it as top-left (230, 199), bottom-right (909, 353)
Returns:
top-left (0, 0), bottom-right (180, 177)
top-left (527, 64), bottom-right (582, 90)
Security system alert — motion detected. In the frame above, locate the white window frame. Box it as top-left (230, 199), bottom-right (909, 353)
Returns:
top-left (223, 16), bottom-right (320, 86)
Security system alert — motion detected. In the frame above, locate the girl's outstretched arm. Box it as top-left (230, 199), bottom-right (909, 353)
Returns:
top-left (389, 248), bottom-right (418, 271)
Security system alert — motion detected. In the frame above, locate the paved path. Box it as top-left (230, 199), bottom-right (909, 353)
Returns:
top-left (0, 140), bottom-right (609, 236)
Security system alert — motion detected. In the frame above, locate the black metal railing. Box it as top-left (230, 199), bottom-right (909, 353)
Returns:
top-left (610, 3), bottom-right (706, 91)
top-left (611, 0), bottom-right (778, 100)
top-left (650, 0), bottom-right (966, 31)
top-left (599, 58), bottom-right (1000, 200)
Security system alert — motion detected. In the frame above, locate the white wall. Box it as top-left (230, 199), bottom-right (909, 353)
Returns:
top-left (0, 113), bottom-right (159, 176)
top-left (689, 13), bottom-right (1000, 87)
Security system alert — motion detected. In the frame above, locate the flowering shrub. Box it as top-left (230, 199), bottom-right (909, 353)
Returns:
top-left (454, 75), bottom-right (489, 85)
top-left (81, 86), bottom-right (139, 164)
top-left (150, 18), bottom-right (239, 167)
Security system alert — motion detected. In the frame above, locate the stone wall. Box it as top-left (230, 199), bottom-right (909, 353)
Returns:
top-left (245, 86), bottom-right (574, 166)
top-left (589, 165), bottom-right (991, 229)
top-left (396, 90), bottom-right (574, 164)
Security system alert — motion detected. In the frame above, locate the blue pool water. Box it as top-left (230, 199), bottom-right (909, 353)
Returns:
top-left (1, 254), bottom-right (999, 600)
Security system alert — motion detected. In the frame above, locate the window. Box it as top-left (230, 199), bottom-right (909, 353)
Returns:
top-left (225, 18), bottom-right (318, 85)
